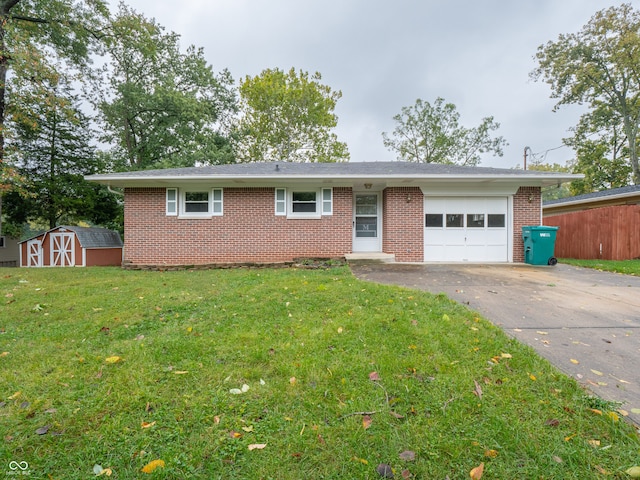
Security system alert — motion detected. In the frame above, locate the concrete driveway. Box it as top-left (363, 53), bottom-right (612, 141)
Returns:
top-left (350, 263), bottom-right (640, 425)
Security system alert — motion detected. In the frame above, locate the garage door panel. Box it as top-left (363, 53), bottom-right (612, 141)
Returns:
top-left (425, 196), bottom-right (508, 262)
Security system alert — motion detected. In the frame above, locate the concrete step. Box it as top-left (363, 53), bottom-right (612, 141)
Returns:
top-left (344, 253), bottom-right (396, 264)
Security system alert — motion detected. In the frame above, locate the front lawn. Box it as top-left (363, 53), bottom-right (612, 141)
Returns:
top-left (560, 258), bottom-right (640, 276)
top-left (0, 267), bottom-right (638, 479)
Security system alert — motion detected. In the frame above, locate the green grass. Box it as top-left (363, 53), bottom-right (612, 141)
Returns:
top-left (0, 267), bottom-right (638, 479)
top-left (560, 258), bottom-right (640, 276)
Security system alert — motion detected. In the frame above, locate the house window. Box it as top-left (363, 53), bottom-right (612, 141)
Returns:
top-left (292, 191), bottom-right (317, 213)
top-left (275, 188), bottom-right (286, 215)
top-left (177, 188), bottom-right (223, 217)
top-left (0, 236), bottom-right (5, 248)
top-left (276, 188), bottom-right (331, 218)
top-left (185, 192), bottom-right (210, 213)
top-left (166, 188), bottom-right (178, 215)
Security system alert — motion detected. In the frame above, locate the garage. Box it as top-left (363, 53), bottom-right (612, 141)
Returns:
top-left (424, 196), bottom-right (509, 262)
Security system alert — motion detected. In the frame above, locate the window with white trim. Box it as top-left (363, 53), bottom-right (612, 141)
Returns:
top-left (275, 187), bottom-right (333, 218)
top-left (169, 188), bottom-right (223, 217)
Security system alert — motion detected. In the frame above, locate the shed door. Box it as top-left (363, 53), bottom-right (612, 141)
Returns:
top-left (424, 197), bottom-right (508, 262)
top-left (51, 233), bottom-right (75, 267)
top-left (27, 240), bottom-right (43, 267)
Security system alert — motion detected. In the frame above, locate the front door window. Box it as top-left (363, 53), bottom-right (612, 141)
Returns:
top-left (355, 194), bottom-right (378, 238)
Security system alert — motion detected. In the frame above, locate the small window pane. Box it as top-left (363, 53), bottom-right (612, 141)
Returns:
top-left (488, 214), bottom-right (505, 228)
top-left (322, 188), bottom-right (332, 214)
top-left (293, 191), bottom-right (316, 202)
top-left (186, 192), bottom-right (208, 202)
top-left (212, 189), bottom-right (222, 201)
top-left (293, 202), bottom-right (317, 213)
top-left (425, 214), bottom-right (443, 228)
top-left (356, 217), bottom-right (377, 237)
top-left (356, 195), bottom-right (377, 215)
top-left (167, 189), bottom-right (176, 201)
top-left (446, 214), bottom-right (463, 228)
top-left (467, 214), bottom-right (485, 228)
top-left (185, 203), bottom-right (209, 213)
top-left (276, 189), bottom-right (285, 201)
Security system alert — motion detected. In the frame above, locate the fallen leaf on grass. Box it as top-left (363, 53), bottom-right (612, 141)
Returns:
top-left (469, 462), bottom-right (484, 479)
top-left (473, 380), bottom-right (483, 399)
top-left (588, 439), bottom-right (601, 447)
top-left (484, 449), bottom-right (498, 458)
top-left (93, 464), bottom-right (113, 476)
top-left (626, 466), bottom-right (640, 478)
top-left (369, 371), bottom-right (380, 381)
top-left (141, 459), bottom-right (165, 474)
top-left (36, 425), bottom-right (50, 435)
top-left (399, 450), bottom-right (415, 461)
top-left (9, 391), bottom-right (21, 400)
top-left (594, 465), bottom-right (609, 474)
top-left (242, 426), bottom-right (254, 432)
top-left (248, 443), bottom-right (267, 451)
top-left (590, 369), bottom-right (604, 376)
top-left (362, 415), bottom-right (372, 430)
top-left (376, 463), bottom-right (394, 478)
top-left (0, 351), bottom-right (9, 357)
top-left (173, 371), bottom-right (188, 375)
top-left (105, 356), bottom-right (122, 364)
top-left (141, 421), bottom-right (155, 429)
top-left (229, 384), bottom-right (250, 394)
top-left (552, 455), bottom-right (563, 463)
top-left (352, 456), bottom-right (368, 465)
top-left (229, 431), bottom-right (242, 439)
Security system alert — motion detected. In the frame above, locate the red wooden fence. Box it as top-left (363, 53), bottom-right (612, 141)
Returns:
top-left (544, 205), bottom-right (640, 260)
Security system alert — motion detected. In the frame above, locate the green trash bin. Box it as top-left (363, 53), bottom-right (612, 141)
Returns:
top-left (522, 226), bottom-right (559, 266)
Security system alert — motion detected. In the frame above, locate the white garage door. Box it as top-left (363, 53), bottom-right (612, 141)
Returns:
top-left (424, 197), bottom-right (508, 262)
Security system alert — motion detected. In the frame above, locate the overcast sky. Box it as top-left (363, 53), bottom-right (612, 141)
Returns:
top-left (110, 0), bottom-right (638, 168)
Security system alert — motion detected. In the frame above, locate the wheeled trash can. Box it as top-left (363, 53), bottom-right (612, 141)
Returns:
top-left (522, 226), bottom-right (559, 266)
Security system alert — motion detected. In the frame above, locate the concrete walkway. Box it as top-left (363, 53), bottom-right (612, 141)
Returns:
top-left (350, 263), bottom-right (640, 424)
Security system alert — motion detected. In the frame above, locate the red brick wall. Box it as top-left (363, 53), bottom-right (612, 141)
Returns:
top-left (382, 187), bottom-right (424, 262)
top-left (513, 187), bottom-right (542, 262)
top-left (124, 187), bottom-right (353, 266)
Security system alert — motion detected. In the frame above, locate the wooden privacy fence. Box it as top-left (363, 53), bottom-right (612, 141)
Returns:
top-left (544, 205), bottom-right (640, 260)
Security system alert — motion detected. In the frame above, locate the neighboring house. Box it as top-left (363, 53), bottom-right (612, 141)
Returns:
top-left (19, 225), bottom-right (123, 267)
top-left (0, 235), bottom-right (20, 267)
top-left (544, 185), bottom-right (640, 260)
top-left (86, 161), bottom-right (578, 267)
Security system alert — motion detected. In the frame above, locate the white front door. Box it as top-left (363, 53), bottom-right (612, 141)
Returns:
top-left (424, 197), bottom-right (509, 262)
top-left (353, 193), bottom-right (382, 252)
top-left (27, 240), bottom-right (43, 267)
top-left (51, 233), bottom-right (75, 267)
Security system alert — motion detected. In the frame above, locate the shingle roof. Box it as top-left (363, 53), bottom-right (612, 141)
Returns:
top-left (60, 226), bottom-right (123, 249)
top-left (544, 184), bottom-right (640, 206)
top-left (86, 161), bottom-right (580, 189)
top-left (19, 226), bottom-right (123, 248)
top-left (88, 161), bottom-right (568, 179)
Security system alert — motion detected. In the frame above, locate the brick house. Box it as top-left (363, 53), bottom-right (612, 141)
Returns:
top-left (86, 162), bottom-right (577, 267)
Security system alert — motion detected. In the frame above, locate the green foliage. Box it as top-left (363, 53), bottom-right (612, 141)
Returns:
top-left (93, 4), bottom-right (237, 170)
top-left (532, 3), bottom-right (640, 184)
top-left (382, 97), bottom-right (507, 166)
top-left (527, 163), bottom-right (574, 200)
top-left (560, 258), bottom-right (640, 276)
top-left (0, 267), bottom-right (638, 478)
top-left (4, 70), bottom-right (118, 229)
top-left (235, 68), bottom-right (349, 163)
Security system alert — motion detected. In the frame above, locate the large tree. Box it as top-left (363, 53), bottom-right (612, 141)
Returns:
top-left (93, 4), bottom-right (237, 170)
top-left (5, 70), bottom-right (118, 229)
top-left (382, 97), bottom-right (506, 166)
top-left (234, 68), bottom-right (349, 163)
top-left (532, 3), bottom-right (640, 185)
top-left (0, 0), bottom-right (108, 234)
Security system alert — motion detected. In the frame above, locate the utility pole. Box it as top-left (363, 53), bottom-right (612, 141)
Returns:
top-left (523, 146), bottom-right (532, 170)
